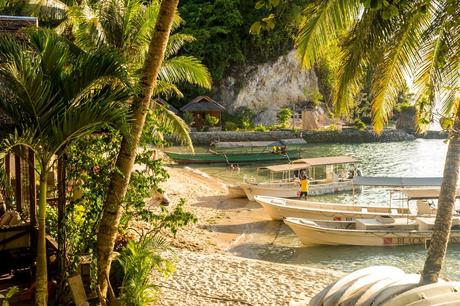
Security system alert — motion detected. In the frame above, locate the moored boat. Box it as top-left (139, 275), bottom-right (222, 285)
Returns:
top-left (165, 139), bottom-right (306, 164)
top-left (254, 195), bottom-right (411, 221)
top-left (242, 155), bottom-right (358, 200)
top-left (284, 216), bottom-right (460, 246)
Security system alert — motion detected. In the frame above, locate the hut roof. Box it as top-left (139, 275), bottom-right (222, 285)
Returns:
top-left (0, 16), bottom-right (38, 32)
top-left (180, 96), bottom-right (225, 112)
top-left (156, 98), bottom-right (179, 114)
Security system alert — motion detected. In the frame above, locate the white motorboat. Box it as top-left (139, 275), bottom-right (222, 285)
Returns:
top-left (284, 216), bottom-right (460, 246)
top-left (242, 156), bottom-right (357, 201)
top-left (254, 196), bottom-right (413, 221)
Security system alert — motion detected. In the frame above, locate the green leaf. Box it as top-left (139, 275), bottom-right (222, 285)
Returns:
top-left (249, 22), bottom-right (262, 35)
top-left (255, 1), bottom-right (265, 9)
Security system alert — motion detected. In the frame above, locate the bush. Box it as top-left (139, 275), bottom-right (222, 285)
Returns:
top-left (224, 121), bottom-right (238, 131)
top-left (182, 112), bottom-right (195, 126)
top-left (277, 107), bottom-right (293, 128)
top-left (254, 124), bottom-right (268, 132)
top-left (205, 114), bottom-right (220, 126)
top-left (353, 118), bottom-right (367, 130)
top-left (234, 106), bottom-right (254, 130)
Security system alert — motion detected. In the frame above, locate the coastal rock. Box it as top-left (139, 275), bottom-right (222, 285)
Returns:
top-left (215, 50), bottom-right (319, 124)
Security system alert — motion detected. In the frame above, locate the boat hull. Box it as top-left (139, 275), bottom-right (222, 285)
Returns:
top-left (284, 218), bottom-right (460, 246)
top-left (242, 180), bottom-right (354, 201)
top-left (165, 151), bottom-right (301, 164)
top-left (254, 196), bottom-right (409, 221)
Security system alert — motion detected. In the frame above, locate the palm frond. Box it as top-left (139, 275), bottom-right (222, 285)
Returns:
top-left (295, 0), bottom-right (361, 69)
top-left (371, 9), bottom-right (430, 132)
top-left (165, 33), bottom-right (195, 58)
top-left (152, 101), bottom-right (193, 152)
top-left (332, 11), bottom-right (384, 116)
top-left (158, 56), bottom-right (211, 90)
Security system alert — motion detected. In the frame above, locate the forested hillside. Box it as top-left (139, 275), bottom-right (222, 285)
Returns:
top-left (178, 0), bottom-right (307, 81)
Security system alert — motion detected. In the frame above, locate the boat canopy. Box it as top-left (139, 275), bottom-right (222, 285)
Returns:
top-left (261, 155), bottom-right (356, 173)
top-left (353, 176), bottom-right (444, 187)
top-left (212, 138), bottom-right (306, 149)
top-left (400, 188), bottom-right (460, 200)
top-left (292, 156), bottom-right (356, 166)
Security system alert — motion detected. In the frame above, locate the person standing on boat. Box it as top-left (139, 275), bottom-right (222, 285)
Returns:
top-left (299, 175), bottom-right (309, 200)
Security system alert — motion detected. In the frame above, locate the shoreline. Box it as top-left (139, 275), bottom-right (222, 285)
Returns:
top-left (186, 129), bottom-right (447, 145)
top-left (153, 166), bottom-right (341, 305)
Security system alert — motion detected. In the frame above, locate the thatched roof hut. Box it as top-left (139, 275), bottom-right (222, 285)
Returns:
top-left (180, 96), bottom-right (225, 112)
top-left (180, 96), bottom-right (225, 130)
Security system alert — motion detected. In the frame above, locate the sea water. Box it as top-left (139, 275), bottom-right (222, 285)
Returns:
top-left (186, 139), bottom-right (460, 279)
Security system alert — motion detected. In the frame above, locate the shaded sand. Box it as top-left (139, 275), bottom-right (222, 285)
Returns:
top-left (154, 166), bottom-right (341, 305)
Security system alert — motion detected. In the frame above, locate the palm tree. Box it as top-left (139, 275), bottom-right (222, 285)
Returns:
top-left (0, 29), bottom-right (129, 305)
top-left (296, 0), bottom-right (460, 284)
top-left (61, 0), bottom-right (211, 146)
top-left (95, 0), bottom-right (183, 300)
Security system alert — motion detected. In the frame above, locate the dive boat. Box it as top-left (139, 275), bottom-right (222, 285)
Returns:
top-left (284, 216), bottom-right (460, 246)
top-left (165, 139), bottom-right (306, 164)
top-left (242, 155), bottom-right (358, 200)
top-left (254, 196), bottom-right (412, 221)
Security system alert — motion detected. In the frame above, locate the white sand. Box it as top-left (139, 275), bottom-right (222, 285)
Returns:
top-left (151, 166), bottom-right (340, 305)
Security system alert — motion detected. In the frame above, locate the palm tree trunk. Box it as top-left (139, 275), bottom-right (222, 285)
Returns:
top-left (35, 171), bottom-right (48, 305)
top-left (420, 106), bottom-right (460, 285)
top-left (96, 0), bottom-right (180, 300)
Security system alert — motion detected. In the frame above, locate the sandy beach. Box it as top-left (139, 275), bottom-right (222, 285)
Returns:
top-left (153, 166), bottom-right (342, 305)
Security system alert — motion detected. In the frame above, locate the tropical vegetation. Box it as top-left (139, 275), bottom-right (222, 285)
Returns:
top-left (0, 29), bottom-right (130, 304)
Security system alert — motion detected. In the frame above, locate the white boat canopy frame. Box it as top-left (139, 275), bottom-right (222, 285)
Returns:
top-left (260, 155), bottom-right (357, 173)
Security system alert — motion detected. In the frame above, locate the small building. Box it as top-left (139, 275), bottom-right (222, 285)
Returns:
top-left (180, 96), bottom-right (225, 130)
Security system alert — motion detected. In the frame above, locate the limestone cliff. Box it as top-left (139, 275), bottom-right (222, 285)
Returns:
top-left (215, 50), bottom-right (319, 124)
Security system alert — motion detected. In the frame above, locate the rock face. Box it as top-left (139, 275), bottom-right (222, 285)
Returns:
top-left (215, 50), bottom-right (319, 125)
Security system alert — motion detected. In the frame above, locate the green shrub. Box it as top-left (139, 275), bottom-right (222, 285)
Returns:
top-left (205, 114), bottom-right (220, 126)
top-left (234, 106), bottom-right (254, 129)
top-left (277, 107), bottom-right (293, 128)
top-left (353, 118), bottom-right (366, 130)
top-left (182, 112), bottom-right (195, 126)
top-left (254, 124), bottom-right (268, 132)
top-left (224, 121), bottom-right (237, 131)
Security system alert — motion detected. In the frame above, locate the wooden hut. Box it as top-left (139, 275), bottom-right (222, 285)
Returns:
top-left (180, 96), bottom-right (225, 130)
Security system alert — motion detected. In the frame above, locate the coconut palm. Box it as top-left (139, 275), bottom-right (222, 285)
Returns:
top-left (296, 0), bottom-right (460, 284)
top-left (60, 0), bottom-right (210, 146)
top-left (0, 29), bottom-right (129, 305)
top-left (96, 0), bottom-right (182, 300)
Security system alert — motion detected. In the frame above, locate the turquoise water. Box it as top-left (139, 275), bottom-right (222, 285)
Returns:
top-left (188, 139), bottom-right (460, 279)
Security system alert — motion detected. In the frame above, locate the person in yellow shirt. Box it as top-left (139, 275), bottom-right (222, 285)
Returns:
top-left (299, 175), bottom-right (309, 200)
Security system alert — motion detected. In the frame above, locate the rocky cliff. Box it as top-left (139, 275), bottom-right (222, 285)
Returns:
top-left (215, 50), bottom-right (319, 124)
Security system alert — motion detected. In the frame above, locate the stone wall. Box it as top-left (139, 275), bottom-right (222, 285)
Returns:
top-left (189, 129), bottom-right (417, 145)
